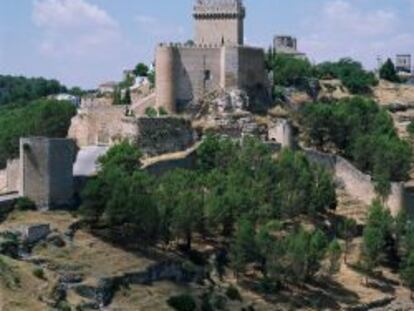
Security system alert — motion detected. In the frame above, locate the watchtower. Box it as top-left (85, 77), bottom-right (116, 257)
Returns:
top-left (193, 0), bottom-right (245, 45)
top-left (396, 54), bottom-right (412, 74)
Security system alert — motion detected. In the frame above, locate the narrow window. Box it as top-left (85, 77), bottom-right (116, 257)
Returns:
top-left (204, 70), bottom-right (211, 81)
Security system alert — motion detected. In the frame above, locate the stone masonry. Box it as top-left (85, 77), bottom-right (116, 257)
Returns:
top-left (155, 0), bottom-right (270, 114)
top-left (20, 137), bottom-right (76, 210)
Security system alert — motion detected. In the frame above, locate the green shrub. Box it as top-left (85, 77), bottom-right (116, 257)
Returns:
top-left (0, 256), bottom-right (20, 289)
top-left (145, 106), bottom-right (158, 117)
top-left (32, 267), bottom-right (46, 280)
top-left (225, 285), bottom-right (242, 301)
top-left (14, 197), bottom-right (36, 211)
top-left (158, 106), bottom-right (168, 116)
top-left (167, 294), bottom-right (197, 311)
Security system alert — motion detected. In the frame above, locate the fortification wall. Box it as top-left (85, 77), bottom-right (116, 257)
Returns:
top-left (305, 149), bottom-right (405, 216)
top-left (144, 149), bottom-right (197, 177)
top-left (156, 44), bottom-right (269, 113)
top-left (48, 140), bottom-right (75, 208)
top-left (195, 18), bottom-right (242, 46)
top-left (68, 106), bottom-right (127, 147)
top-left (20, 138), bottom-right (75, 210)
top-left (80, 96), bottom-right (113, 109)
top-left (6, 159), bottom-right (20, 193)
top-left (175, 46), bottom-right (222, 111)
top-left (127, 117), bottom-right (196, 156)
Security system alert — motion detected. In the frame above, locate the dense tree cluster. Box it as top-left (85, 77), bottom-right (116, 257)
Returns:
top-left (0, 75), bottom-right (67, 106)
top-left (360, 202), bottom-right (414, 295)
top-left (315, 58), bottom-right (378, 94)
top-left (265, 53), bottom-right (378, 95)
top-left (300, 96), bottom-right (412, 195)
top-left (0, 100), bottom-right (76, 168)
top-left (81, 137), bottom-right (338, 285)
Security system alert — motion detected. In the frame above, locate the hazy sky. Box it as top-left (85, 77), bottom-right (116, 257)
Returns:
top-left (1, 0), bottom-right (414, 88)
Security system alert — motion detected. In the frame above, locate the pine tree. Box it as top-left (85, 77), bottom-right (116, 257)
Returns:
top-left (230, 217), bottom-right (257, 280)
top-left (379, 58), bottom-right (400, 83)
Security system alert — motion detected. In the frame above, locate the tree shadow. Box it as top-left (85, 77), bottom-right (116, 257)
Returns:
top-left (239, 275), bottom-right (360, 310)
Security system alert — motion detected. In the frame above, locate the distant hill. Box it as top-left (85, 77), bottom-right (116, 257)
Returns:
top-left (0, 75), bottom-right (67, 106)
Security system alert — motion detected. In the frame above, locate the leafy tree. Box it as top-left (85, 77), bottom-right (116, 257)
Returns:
top-left (379, 58), bottom-right (400, 83)
top-left (157, 169), bottom-right (204, 250)
top-left (361, 201), bottom-right (393, 281)
top-left (0, 75), bottom-right (67, 106)
top-left (134, 63), bottom-right (149, 77)
top-left (316, 58), bottom-right (378, 94)
top-left (0, 99), bottom-right (76, 168)
top-left (301, 97), bottom-right (412, 192)
top-left (99, 140), bottom-right (142, 172)
top-left (230, 217), bottom-right (257, 279)
top-left (268, 54), bottom-right (314, 89)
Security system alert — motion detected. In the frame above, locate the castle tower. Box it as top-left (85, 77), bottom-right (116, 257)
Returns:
top-left (193, 0), bottom-right (245, 46)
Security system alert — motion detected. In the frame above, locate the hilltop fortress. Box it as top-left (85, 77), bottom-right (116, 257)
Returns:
top-left (155, 0), bottom-right (270, 113)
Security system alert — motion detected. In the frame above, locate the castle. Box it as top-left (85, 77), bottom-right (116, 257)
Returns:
top-left (155, 0), bottom-right (269, 114)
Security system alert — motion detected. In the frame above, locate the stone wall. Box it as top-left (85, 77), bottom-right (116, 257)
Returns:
top-left (305, 149), bottom-right (405, 216)
top-left (268, 119), bottom-right (293, 148)
top-left (0, 160), bottom-right (20, 195)
top-left (144, 149), bottom-right (197, 176)
top-left (68, 106), bottom-right (128, 147)
top-left (155, 44), bottom-right (269, 113)
top-left (124, 117), bottom-right (196, 156)
top-left (20, 138), bottom-right (75, 210)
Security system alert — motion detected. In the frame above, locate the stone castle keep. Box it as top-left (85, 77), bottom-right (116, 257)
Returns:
top-left (155, 0), bottom-right (269, 113)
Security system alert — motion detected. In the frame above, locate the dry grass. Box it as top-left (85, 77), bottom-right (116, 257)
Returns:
top-left (0, 256), bottom-right (56, 311)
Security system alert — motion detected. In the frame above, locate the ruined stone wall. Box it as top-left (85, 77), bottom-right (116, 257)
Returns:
top-left (305, 149), bottom-right (405, 216)
top-left (268, 119), bottom-right (293, 148)
top-left (20, 138), bottom-right (75, 210)
top-left (125, 117), bottom-right (196, 156)
top-left (80, 96), bottom-right (113, 109)
top-left (0, 160), bottom-right (20, 195)
top-left (6, 159), bottom-right (19, 193)
top-left (68, 106), bottom-right (127, 147)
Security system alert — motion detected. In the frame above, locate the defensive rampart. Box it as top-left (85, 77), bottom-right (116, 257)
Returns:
top-left (305, 149), bottom-right (405, 216)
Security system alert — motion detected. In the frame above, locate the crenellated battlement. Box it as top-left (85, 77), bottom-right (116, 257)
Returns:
top-left (157, 42), bottom-right (263, 52)
top-left (193, 0), bottom-right (245, 45)
top-left (193, 0), bottom-right (245, 19)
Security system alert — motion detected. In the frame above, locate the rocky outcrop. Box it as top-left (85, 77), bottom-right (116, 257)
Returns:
top-left (72, 261), bottom-right (205, 307)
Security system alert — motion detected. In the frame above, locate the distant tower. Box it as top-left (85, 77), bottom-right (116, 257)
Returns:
top-left (193, 0), bottom-right (245, 45)
top-left (396, 54), bottom-right (412, 74)
top-left (274, 35), bottom-right (298, 54)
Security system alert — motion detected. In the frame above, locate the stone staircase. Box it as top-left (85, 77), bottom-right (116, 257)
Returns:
top-left (335, 188), bottom-right (370, 224)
